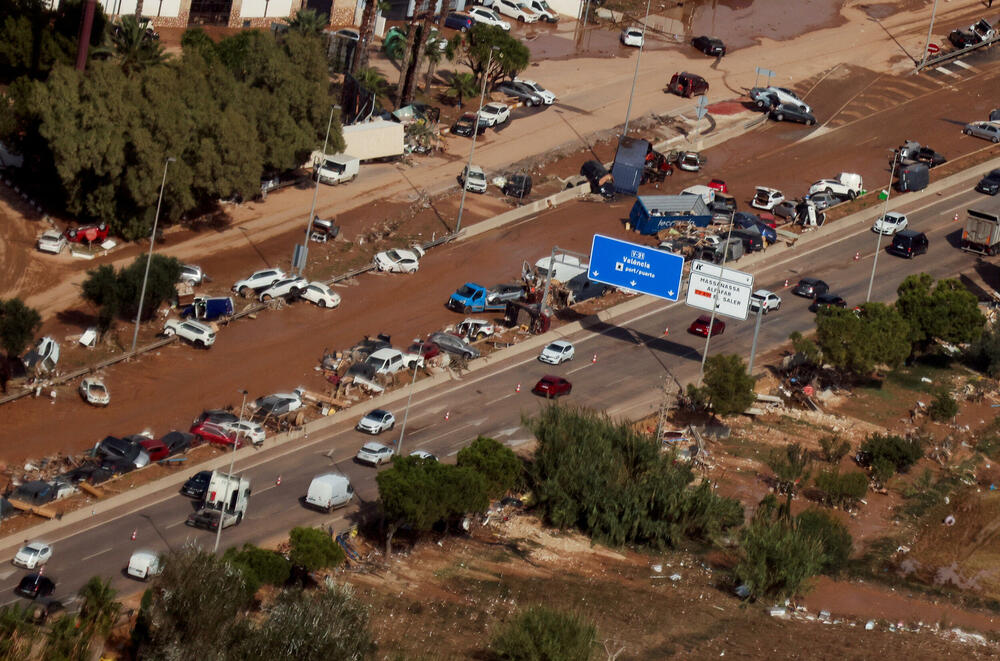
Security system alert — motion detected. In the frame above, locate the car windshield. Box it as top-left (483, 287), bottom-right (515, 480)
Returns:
top-left (23, 545), bottom-right (42, 555)
top-left (456, 285), bottom-right (476, 297)
top-left (544, 343), bottom-right (561, 352)
top-left (321, 160), bottom-right (346, 174)
top-left (538, 0), bottom-right (551, 8)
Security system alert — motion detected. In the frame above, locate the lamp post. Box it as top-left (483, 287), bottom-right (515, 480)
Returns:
top-left (618, 0), bottom-right (652, 150)
top-left (917, 0), bottom-right (941, 70)
top-left (214, 389), bottom-right (248, 554)
top-left (395, 359), bottom-right (421, 456)
top-left (131, 156), bottom-right (175, 355)
top-left (455, 46), bottom-right (500, 235)
top-left (299, 104), bottom-right (340, 276)
top-left (866, 150), bottom-right (901, 302)
top-left (698, 219), bottom-right (737, 383)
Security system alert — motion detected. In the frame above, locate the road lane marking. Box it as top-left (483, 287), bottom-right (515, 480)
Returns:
top-left (0, 569), bottom-right (16, 580)
top-left (566, 363), bottom-right (592, 374)
top-left (486, 393), bottom-right (515, 406)
top-left (165, 520), bottom-right (186, 529)
top-left (952, 60), bottom-right (976, 72)
top-left (81, 547), bottom-right (112, 562)
top-left (934, 66), bottom-right (958, 77)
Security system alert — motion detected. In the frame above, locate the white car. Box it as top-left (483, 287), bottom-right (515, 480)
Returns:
top-left (758, 86), bottom-right (811, 114)
top-left (356, 441), bottom-right (395, 466)
top-left (468, 6), bottom-right (510, 30)
top-left (539, 340), bottom-right (575, 364)
top-left (233, 268), bottom-right (286, 296)
top-left (409, 449), bottom-right (438, 461)
top-left (79, 377), bottom-right (110, 406)
top-left (13, 542), bottom-right (52, 569)
top-left (621, 27), bottom-right (644, 47)
top-left (526, 0), bottom-right (558, 22)
top-left (496, 0), bottom-right (539, 22)
top-left (374, 247), bottom-right (425, 273)
top-left (301, 282), bottom-right (341, 308)
top-left (873, 211), bottom-right (908, 235)
top-left (478, 102), bottom-right (510, 127)
top-left (356, 409), bottom-right (396, 435)
top-left (179, 264), bottom-right (205, 286)
top-left (460, 165), bottom-right (488, 194)
top-left (37, 230), bottom-right (67, 254)
top-left (749, 290), bottom-right (782, 314)
top-left (222, 420), bottom-right (266, 446)
top-left (127, 549), bottom-right (163, 580)
top-left (258, 276), bottom-right (308, 301)
top-left (677, 151), bottom-right (703, 172)
top-left (515, 78), bottom-right (556, 105)
top-left (808, 172), bottom-right (863, 200)
top-left (751, 187), bottom-right (784, 211)
top-left (163, 319), bottom-right (216, 348)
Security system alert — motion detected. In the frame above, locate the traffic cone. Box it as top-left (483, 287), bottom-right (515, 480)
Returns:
top-left (783, 278), bottom-right (789, 288)
top-left (854, 251), bottom-right (861, 261)
top-left (276, 475), bottom-right (282, 486)
top-left (515, 383), bottom-right (521, 393)
top-left (444, 411), bottom-right (450, 421)
top-left (663, 327), bottom-right (669, 336)
top-left (953, 212), bottom-right (959, 222)
top-left (130, 529), bottom-right (136, 541)
top-left (592, 353), bottom-right (597, 364)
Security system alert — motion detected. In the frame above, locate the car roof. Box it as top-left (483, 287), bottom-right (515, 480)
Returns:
top-left (23, 542), bottom-right (49, 550)
top-left (362, 441), bottom-right (388, 451)
top-left (368, 408), bottom-right (390, 417)
top-left (548, 340), bottom-right (571, 348)
top-left (752, 289), bottom-right (773, 297)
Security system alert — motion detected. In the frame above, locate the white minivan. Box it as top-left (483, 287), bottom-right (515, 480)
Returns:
top-left (305, 473), bottom-right (354, 512)
top-left (127, 550), bottom-right (163, 580)
top-left (315, 154), bottom-right (360, 185)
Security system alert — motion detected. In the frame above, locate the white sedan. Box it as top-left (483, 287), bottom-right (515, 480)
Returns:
top-left (539, 340), bottom-right (575, 365)
top-left (515, 78), bottom-right (556, 105)
top-left (222, 420), bottom-right (266, 446)
top-left (749, 290), bottom-right (782, 314)
top-left (258, 276), bottom-right (308, 302)
top-left (477, 102), bottom-right (511, 127)
top-left (79, 377), bottom-right (110, 406)
top-left (374, 247), bottom-right (425, 273)
top-left (356, 441), bottom-right (395, 466)
top-left (301, 282), bottom-right (341, 308)
top-left (621, 27), bottom-right (644, 47)
top-left (13, 541), bottom-right (52, 569)
top-left (872, 211), bottom-right (908, 235)
top-left (409, 449), bottom-right (438, 461)
top-left (496, 0), bottom-right (539, 22)
top-left (468, 6), bottom-right (510, 30)
top-left (37, 230), bottom-right (67, 254)
top-left (356, 409), bottom-right (396, 434)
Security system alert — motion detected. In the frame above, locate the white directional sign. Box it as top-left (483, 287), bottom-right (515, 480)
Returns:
top-left (685, 260), bottom-right (754, 320)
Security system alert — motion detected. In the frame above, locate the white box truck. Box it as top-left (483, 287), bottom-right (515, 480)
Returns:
top-left (341, 119), bottom-right (405, 161)
top-left (185, 471), bottom-right (251, 530)
top-left (305, 473), bottom-right (354, 512)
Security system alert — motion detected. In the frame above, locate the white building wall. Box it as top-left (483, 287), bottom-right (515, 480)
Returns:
top-left (546, 0), bottom-right (582, 19)
top-left (241, 0), bottom-right (294, 18)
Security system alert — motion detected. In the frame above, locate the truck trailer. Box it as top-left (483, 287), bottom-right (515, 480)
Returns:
top-left (341, 119), bottom-right (405, 161)
top-left (961, 209), bottom-right (1000, 255)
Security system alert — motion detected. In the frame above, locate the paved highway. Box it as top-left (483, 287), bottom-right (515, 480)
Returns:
top-left (2, 174), bottom-right (998, 608)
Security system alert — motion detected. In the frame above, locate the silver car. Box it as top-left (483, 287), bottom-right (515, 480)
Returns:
top-left (356, 409), bottom-right (396, 435)
top-left (963, 121), bottom-right (1000, 143)
top-left (356, 441), bottom-right (395, 466)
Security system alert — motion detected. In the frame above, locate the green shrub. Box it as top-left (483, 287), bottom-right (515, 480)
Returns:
top-left (795, 509), bottom-right (852, 573)
top-left (491, 606), bottom-right (596, 661)
top-left (927, 388), bottom-right (959, 422)
top-left (818, 435), bottom-right (851, 464)
top-left (734, 506), bottom-right (823, 600)
top-left (288, 527), bottom-right (345, 572)
top-left (813, 469), bottom-right (868, 509)
top-left (223, 544), bottom-right (291, 590)
top-left (457, 435), bottom-right (523, 499)
top-left (859, 433), bottom-right (923, 475)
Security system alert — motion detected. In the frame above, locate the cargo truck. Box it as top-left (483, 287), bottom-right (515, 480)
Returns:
top-left (185, 471), bottom-right (251, 531)
top-left (961, 209), bottom-right (1000, 255)
top-left (341, 119), bottom-right (405, 162)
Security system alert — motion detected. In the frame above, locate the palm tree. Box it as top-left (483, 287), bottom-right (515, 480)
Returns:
top-left (424, 34), bottom-right (458, 93)
top-left (444, 72), bottom-right (479, 108)
top-left (110, 15), bottom-right (168, 75)
top-left (78, 577), bottom-right (122, 643)
top-left (355, 66), bottom-right (388, 120)
top-left (43, 615), bottom-right (86, 661)
top-left (0, 604), bottom-right (37, 660)
top-left (354, 0), bottom-right (391, 74)
top-left (283, 8), bottom-right (328, 37)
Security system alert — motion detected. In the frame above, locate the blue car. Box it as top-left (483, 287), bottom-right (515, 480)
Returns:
top-left (733, 212), bottom-right (777, 244)
top-left (444, 12), bottom-right (475, 32)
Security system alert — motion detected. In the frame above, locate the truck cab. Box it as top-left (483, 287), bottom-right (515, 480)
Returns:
top-left (186, 471), bottom-right (251, 531)
top-left (448, 283), bottom-right (524, 313)
top-left (315, 155), bottom-right (360, 185)
top-left (181, 296), bottom-right (234, 322)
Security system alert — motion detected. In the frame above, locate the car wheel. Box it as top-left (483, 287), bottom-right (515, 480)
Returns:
top-left (195, 339), bottom-right (205, 349)
top-left (98, 222), bottom-right (107, 231)
top-left (848, 190), bottom-right (857, 200)
top-left (262, 294), bottom-right (272, 301)
top-left (388, 421), bottom-right (395, 431)
top-left (775, 113), bottom-right (784, 121)
top-left (323, 299), bottom-right (333, 308)
top-left (824, 187), bottom-right (833, 195)
top-left (463, 305), bottom-right (472, 314)
top-left (239, 286), bottom-right (250, 297)
top-left (461, 26), bottom-right (468, 32)
top-left (806, 118), bottom-right (815, 126)
top-left (68, 229), bottom-right (77, 239)
top-left (476, 331), bottom-right (486, 340)
top-left (964, 129), bottom-right (972, 136)
top-left (994, 137), bottom-right (999, 144)
top-left (518, 16), bottom-right (524, 21)
top-left (163, 327), bottom-right (176, 337)
top-left (236, 512), bottom-right (243, 525)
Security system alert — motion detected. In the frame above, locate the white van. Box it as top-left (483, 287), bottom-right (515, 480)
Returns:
top-left (127, 550), bottom-right (162, 580)
top-left (305, 473), bottom-right (354, 512)
top-left (315, 154), bottom-right (360, 185)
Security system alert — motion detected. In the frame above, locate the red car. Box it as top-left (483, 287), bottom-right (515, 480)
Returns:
top-left (189, 421), bottom-right (242, 448)
top-left (707, 179), bottom-right (728, 193)
top-left (407, 341), bottom-right (440, 361)
top-left (756, 212), bottom-right (778, 228)
top-left (64, 222), bottom-right (109, 244)
top-left (139, 438), bottom-right (170, 462)
top-left (688, 315), bottom-right (726, 337)
top-left (532, 375), bottom-right (572, 398)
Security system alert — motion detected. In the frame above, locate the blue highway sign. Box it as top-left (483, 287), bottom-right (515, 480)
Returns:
top-left (588, 234), bottom-right (684, 301)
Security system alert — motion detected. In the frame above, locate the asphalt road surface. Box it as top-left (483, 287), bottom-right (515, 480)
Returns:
top-left (3, 171), bottom-right (997, 608)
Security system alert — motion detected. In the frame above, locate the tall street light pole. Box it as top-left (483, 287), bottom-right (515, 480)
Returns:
top-left (698, 220), bottom-right (737, 383)
top-left (455, 46), bottom-right (500, 235)
top-left (917, 0), bottom-right (940, 70)
top-left (866, 151), bottom-right (900, 302)
top-left (131, 156), bottom-right (175, 355)
top-left (618, 0), bottom-right (652, 151)
top-left (214, 389), bottom-right (248, 554)
top-left (396, 359), bottom-right (421, 456)
top-left (300, 104), bottom-right (340, 276)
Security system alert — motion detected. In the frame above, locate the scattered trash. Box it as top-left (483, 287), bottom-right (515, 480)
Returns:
top-left (768, 606), bottom-right (787, 618)
top-left (920, 376), bottom-right (932, 383)
top-left (669, 573), bottom-right (682, 581)
top-left (944, 514), bottom-right (956, 526)
top-left (819, 610), bottom-right (831, 621)
top-left (865, 620), bottom-right (876, 631)
top-left (651, 564), bottom-right (663, 573)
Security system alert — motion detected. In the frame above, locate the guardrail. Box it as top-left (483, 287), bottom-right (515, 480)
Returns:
top-left (914, 35), bottom-right (999, 72)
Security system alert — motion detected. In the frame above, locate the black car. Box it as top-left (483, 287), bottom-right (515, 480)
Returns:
top-left (100, 456), bottom-right (138, 475)
top-left (495, 81), bottom-right (545, 107)
top-left (691, 35), bottom-right (726, 56)
top-left (194, 409), bottom-right (240, 426)
top-left (949, 20), bottom-right (992, 49)
top-left (450, 113), bottom-right (486, 137)
top-left (95, 435), bottom-right (150, 469)
top-left (976, 168), bottom-right (1000, 195)
top-left (503, 174), bottom-right (532, 199)
top-left (887, 229), bottom-right (929, 258)
top-left (16, 574), bottom-right (55, 600)
top-left (792, 278), bottom-right (829, 298)
top-left (809, 293), bottom-right (847, 313)
top-left (769, 103), bottom-right (815, 125)
top-left (160, 430), bottom-right (195, 455)
top-left (181, 470), bottom-right (213, 498)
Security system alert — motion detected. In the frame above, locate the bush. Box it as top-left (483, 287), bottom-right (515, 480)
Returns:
top-left (818, 435), bottom-right (850, 464)
top-left (795, 509), bottom-right (852, 573)
top-left (813, 469), bottom-right (868, 509)
top-left (491, 606), bottom-right (596, 661)
top-left (696, 354), bottom-right (756, 417)
top-left (859, 433), bottom-right (923, 476)
top-left (965, 326), bottom-right (1000, 377)
top-left (288, 527), bottom-right (344, 572)
top-left (766, 443), bottom-right (811, 497)
top-left (457, 435), bottom-right (522, 499)
top-left (734, 504), bottom-right (823, 600)
top-left (223, 544), bottom-right (291, 590)
top-left (927, 388), bottom-right (958, 422)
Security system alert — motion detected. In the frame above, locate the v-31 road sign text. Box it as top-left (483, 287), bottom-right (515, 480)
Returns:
top-left (685, 260), bottom-right (754, 320)
top-left (588, 234), bottom-right (684, 301)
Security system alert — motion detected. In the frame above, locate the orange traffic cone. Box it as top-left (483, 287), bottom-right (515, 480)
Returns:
top-left (444, 411), bottom-right (451, 421)
top-left (953, 212), bottom-right (959, 222)
top-left (591, 353), bottom-right (597, 364)
top-left (515, 383), bottom-right (521, 393)
top-left (783, 278), bottom-right (789, 288)
top-left (130, 529), bottom-right (137, 541)
top-left (663, 327), bottom-right (669, 336)
top-left (854, 251), bottom-right (861, 261)
top-left (276, 475), bottom-right (282, 486)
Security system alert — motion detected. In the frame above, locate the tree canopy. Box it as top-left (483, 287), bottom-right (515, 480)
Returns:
top-left (288, 526), bottom-right (345, 572)
top-left (895, 274), bottom-right (985, 348)
top-left (456, 435), bottom-right (521, 499)
top-left (81, 255), bottom-right (181, 331)
top-left (814, 303), bottom-right (910, 375)
top-left (0, 298), bottom-right (42, 357)
top-left (460, 24), bottom-right (530, 87)
top-left (688, 353), bottom-right (755, 417)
